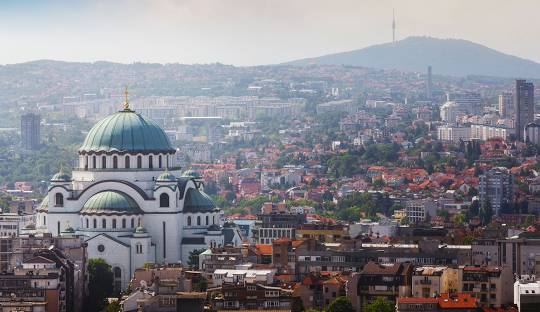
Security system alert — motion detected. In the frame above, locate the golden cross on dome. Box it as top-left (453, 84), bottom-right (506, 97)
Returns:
top-left (123, 86), bottom-right (129, 110)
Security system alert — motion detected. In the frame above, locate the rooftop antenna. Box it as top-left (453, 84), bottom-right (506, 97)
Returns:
top-left (392, 9), bottom-right (396, 44)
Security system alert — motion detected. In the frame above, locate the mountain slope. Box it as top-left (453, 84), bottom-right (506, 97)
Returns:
top-left (286, 36), bottom-right (540, 78)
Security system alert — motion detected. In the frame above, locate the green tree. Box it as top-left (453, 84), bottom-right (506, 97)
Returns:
top-left (327, 296), bottom-right (354, 312)
top-left (187, 248), bottom-right (207, 269)
top-left (86, 258), bottom-right (114, 312)
top-left (364, 297), bottom-right (395, 312)
top-left (100, 300), bottom-right (121, 312)
top-left (479, 200), bottom-right (494, 225)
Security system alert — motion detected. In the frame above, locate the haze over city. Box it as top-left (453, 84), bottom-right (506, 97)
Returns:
top-left (3, 1), bottom-right (540, 312)
top-left (2, 0), bottom-right (540, 65)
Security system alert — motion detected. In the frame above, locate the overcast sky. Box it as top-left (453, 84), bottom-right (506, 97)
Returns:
top-left (1, 0), bottom-right (539, 66)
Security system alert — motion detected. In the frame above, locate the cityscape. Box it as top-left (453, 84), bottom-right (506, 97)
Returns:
top-left (2, 1), bottom-right (540, 312)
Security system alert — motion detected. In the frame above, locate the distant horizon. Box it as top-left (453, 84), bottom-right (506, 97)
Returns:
top-left (1, 36), bottom-right (539, 69)
top-left (2, 0), bottom-right (540, 66)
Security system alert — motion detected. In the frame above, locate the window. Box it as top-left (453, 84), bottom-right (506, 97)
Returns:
top-left (197, 216), bottom-right (201, 226)
top-left (43, 215), bottom-right (46, 225)
top-left (98, 244), bottom-right (105, 252)
top-left (102, 156), bottom-right (107, 169)
top-left (125, 156), bottom-right (130, 169)
top-left (86, 218), bottom-right (89, 228)
top-left (112, 219), bottom-right (116, 229)
top-left (55, 193), bottom-right (64, 207)
top-left (137, 156), bottom-right (142, 168)
top-left (206, 215), bottom-right (209, 225)
top-left (213, 215), bottom-right (215, 224)
top-left (84, 156), bottom-right (88, 170)
top-left (160, 193), bottom-right (169, 207)
top-left (93, 219), bottom-right (97, 228)
top-left (102, 219), bottom-right (106, 228)
top-left (122, 218), bottom-right (126, 228)
top-left (113, 156), bottom-right (118, 169)
top-left (149, 155), bottom-right (153, 169)
top-left (93, 156), bottom-right (96, 168)
top-left (187, 216), bottom-right (192, 226)
top-left (131, 218), bottom-right (135, 228)
top-left (136, 243), bottom-right (143, 254)
top-left (158, 155), bottom-right (162, 168)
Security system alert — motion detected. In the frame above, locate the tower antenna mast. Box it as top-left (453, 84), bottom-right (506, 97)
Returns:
top-left (392, 9), bottom-right (396, 44)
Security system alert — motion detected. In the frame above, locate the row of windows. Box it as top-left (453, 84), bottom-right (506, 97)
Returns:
top-left (84, 154), bottom-right (167, 170)
top-left (83, 217), bottom-right (140, 229)
top-left (186, 215), bottom-right (216, 226)
top-left (55, 193), bottom-right (170, 208)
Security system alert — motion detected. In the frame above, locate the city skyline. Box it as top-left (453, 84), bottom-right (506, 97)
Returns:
top-left (2, 0), bottom-right (540, 66)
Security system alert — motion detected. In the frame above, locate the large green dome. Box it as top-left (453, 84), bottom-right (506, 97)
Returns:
top-left (79, 110), bottom-right (174, 154)
top-left (81, 190), bottom-right (143, 215)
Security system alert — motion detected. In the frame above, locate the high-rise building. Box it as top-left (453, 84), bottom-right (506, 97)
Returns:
top-left (426, 65), bottom-right (432, 99)
top-left (498, 92), bottom-right (513, 119)
top-left (514, 79), bottom-right (535, 141)
top-left (20, 113), bottom-right (40, 150)
top-left (479, 167), bottom-right (514, 216)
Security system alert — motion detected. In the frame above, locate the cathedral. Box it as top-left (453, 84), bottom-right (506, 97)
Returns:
top-left (35, 90), bottom-right (231, 289)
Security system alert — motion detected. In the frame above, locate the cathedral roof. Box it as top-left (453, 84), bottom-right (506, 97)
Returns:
top-left (81, 191), bottom-right (143, 215)
top-left (182, 170), bottom-right (202, 179)
top-left (183, 188), bottom-right (216, 213)
top-left (79, 109), bottom-right (174, 154)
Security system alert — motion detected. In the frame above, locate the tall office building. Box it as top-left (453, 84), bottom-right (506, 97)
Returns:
top-left (426, 65), bottom-right (433, 99)
top-left (515, 79), bottom-right (535, 141)
top-left (498, 92), bottom-right (513, 119)
top-left (479, 167), bottom-right (514, 216)
top-left (20, 113), bottom-right (41, 150)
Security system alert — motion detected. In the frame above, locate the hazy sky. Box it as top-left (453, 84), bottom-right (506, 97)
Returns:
top-left (1, 0), bottom-right (539, 66)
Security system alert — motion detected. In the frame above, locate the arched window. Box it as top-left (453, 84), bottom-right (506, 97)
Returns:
top-left (43, 215), bottom-right (46, 226)
top-left (55, 193), bottom-right (64, 207)
top-left (112, 219), bottom-right (116, 229)
top-left (206, 215), bottom-right (209, 225)
top-left (158, 155), bottom-right (162, 168)
top-left (113, 267), bottom-right (122, 293)
top-left (102, 219), bottom-right (106, 228)
top-left (122, 218), bottom-right (126, 228)
top-left (136, 243), bottom-right (143, 254)
top-left (93, 219), bottom-right (97, 228)
top-left (149, 155), bottom-right (153, 169)
top-left (102, 156), bottom-right (107, 169)
top-left (125, 155), bottom-right (130, 169)
top-left (187, 216), bottom-right (192, 226)
top-left (137, 156), bottom-right (142, 168)
top-left (84, 156), bottom-right (88, 170)
top-left (131, 218), bottom-right (135, 228)
top-left (114, 267), bottom-right (122, 278)
top-left (86, 218), bottom-right (89, 228)
top-left (93, 156), bottom-right (96, 168)
top-left (113, 156), bottom-right (118, 169)
top-left (197, 216), bottom-right (201, 226)
top-left (213, 215), bottom-right (215, 224)
top-left (160, 193), bottom-right (169, 207)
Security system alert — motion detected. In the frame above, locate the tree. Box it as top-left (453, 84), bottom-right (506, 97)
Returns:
top-left (479, 200), bottom-right (494, 225)
top-left (364, 297), bottom-right (395, 312)
top-left (86, 258), bottom-right (114, 312)
top-left (327, 296), bottom-right (354, 312)
top-left (187, 248), bottom-right (207, 269)
top-left (100, 300), bottom-right (121, 312)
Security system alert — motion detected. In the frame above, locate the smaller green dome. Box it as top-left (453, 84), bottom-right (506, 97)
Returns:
top-left (182, 170), bottom-right (201, 179)
top-left (135, 225), bottom-right (147, 234)
top-left (51, 170), bottom-right (71, 182)
top-left (81, 191), bottom-right (142, 215)
top-left (157, 171), bottom-right (176, 182)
